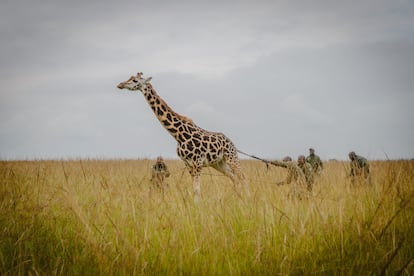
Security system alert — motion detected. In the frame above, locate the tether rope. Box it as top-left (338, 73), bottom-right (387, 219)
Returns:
top-left (237, 149), bottom-right (270, 164)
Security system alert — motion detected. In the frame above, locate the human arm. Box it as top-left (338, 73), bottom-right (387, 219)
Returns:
top-left (269, 160), bottom-right (288, 168)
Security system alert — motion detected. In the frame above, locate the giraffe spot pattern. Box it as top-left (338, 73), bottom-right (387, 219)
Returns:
top-left (162, 120), bottom-right (171, 127)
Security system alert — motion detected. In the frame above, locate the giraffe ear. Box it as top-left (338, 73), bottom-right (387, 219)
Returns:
top-left (145, 77), bottom-right (152, 83)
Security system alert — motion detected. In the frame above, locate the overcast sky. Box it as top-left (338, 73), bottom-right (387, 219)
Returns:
top-left (1, 0), bottom-right (413, 161)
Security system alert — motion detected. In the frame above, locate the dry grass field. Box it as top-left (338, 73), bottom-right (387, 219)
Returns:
top-left (1, 159), bottom-right (413, 275)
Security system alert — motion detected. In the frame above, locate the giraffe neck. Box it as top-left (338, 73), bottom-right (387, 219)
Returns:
top-left (143, 85), bottom-right (196, 142)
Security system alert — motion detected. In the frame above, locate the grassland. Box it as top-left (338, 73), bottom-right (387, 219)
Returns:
top-left (0, 159), bottom-right (413, 275)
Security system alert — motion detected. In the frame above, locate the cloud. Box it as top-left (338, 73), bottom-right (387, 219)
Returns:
top-left (1, 1), bottom-right (414, 160)
top-left (186, 102), bottom-right (216, 116)
top-left (280, 94), bottom-right (332, 125)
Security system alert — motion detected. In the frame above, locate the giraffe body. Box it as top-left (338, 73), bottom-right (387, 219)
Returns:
top-left (117, 72), bottom-right (248, 200)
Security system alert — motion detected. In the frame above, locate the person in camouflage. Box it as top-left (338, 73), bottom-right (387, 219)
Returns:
top-left (348, 151), bottom-right (370, 185)
top-left (306, 148), bottom-right (323, 175)
top-left (151, 156), bottom-right (170, 189)
top-left (271, 155), bottom-right (314, 198)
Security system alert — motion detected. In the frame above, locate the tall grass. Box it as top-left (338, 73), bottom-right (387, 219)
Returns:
top-left (0, 159), bottom-right (413, 275)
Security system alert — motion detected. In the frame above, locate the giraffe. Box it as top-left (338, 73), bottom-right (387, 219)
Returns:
top-left (117, 72), bottom-right (248, 201)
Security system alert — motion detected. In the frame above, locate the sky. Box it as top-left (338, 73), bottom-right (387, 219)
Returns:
top-left (1, 0), bottom-right (414, 161)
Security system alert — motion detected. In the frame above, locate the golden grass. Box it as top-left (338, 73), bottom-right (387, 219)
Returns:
top-left (0, 159), bottom-right (413, 275)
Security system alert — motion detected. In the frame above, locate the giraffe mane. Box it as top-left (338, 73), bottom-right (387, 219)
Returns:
top-left (147, 83), bottom-right (196, 126)
top-left (177, 114), bottom-right (195, 125)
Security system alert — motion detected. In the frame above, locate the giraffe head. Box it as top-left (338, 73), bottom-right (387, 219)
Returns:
top-left (117, 72), bottom-right (152, 92)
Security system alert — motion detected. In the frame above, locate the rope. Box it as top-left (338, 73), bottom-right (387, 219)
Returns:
top-left (237, 149), bottom-right (270, 164)
top-left (237, 149), bottom-right (277, 171)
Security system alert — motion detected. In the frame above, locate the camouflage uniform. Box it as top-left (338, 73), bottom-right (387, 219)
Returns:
top-left (306, 148), bottom-right (323, 175)
top-left (271, 155), bottom-right (314, 198)
top-left (348, 152), bottom-right (370, 185)
top-left (151, 157), bottom-right (170, 188)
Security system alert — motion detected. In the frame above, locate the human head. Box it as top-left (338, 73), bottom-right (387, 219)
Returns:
top-left (297, 155), bottom-right (306, 165)
top-left (348, 151), bottom-right (356, 160)
top-left (309, 148), bottom-right (315, 155)
top-left (156, 156), bottom-right (164, 163)
top-left (283, 156), bottom-right (292, 162)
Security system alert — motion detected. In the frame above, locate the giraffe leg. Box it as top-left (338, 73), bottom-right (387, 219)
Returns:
top-left (228, 160), bottom-right (250, 196)
top-left (212, 161), bottom-right (236, 182)
top-left (190, 168), bottom-right (202, 203)
top-left (213, 160), bottom-right (250, 196)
